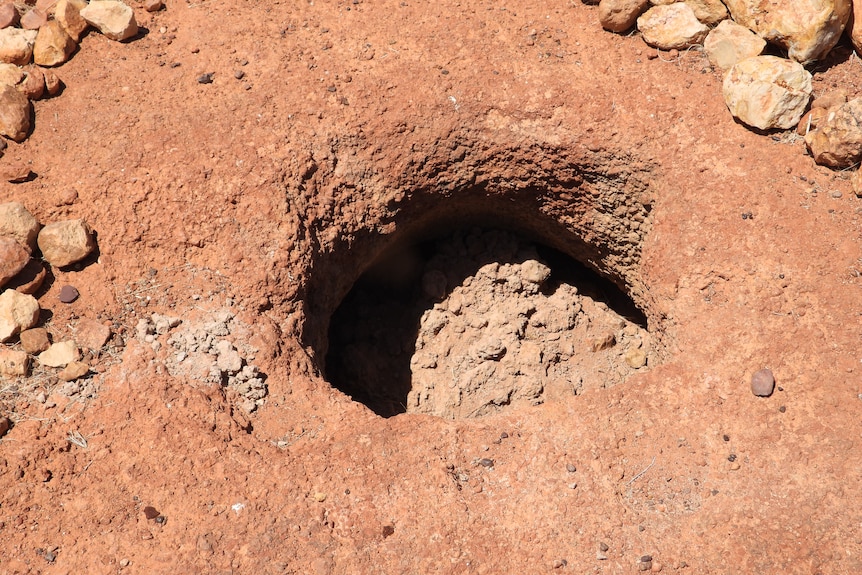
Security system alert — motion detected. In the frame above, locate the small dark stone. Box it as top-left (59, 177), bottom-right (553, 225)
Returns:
top-left (478, 458), bottom-right (494, 468)
top-left (197, 73), bottom-right (214, 84)
top-left (155, 515), bottom-right (167, 525)
top-left (500, 431), bottom-right (508, 439)
top-left (441, 69), bottom-right (449, 75)
top-left (599, 542), bottom-right (609, 552)
top-left (638, 525), bottom-right (645, 532)
top-left (143, 506), bottom-right (160, 520)
top-left (44, 551), bottom-right (56, 562)
top-left (326, 85), bottom-right (336, 92)
top-left (779, 406), bottom-right (786, 413)
top-left (566, 463), bottom-right (576, 473)
top-left (382, 525), bottom-right (395, 538)
top-left (234, 70), bottom-right (245, 80)
top-left (59, 285), bottom-right (79, 303)
top-left (728, 454), bottom-right (737, 462)
top-left (641, 555), bottom-right (653, 562)
top-left (722, 434), bottom-right (730, 442)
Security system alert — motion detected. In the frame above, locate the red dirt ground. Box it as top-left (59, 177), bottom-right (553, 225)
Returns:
top-left (2, 0), bottom-right (862, 573)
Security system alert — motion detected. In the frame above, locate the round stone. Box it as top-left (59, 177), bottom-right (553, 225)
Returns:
top-left (750, 368), bottom-right (775, 397)
top-left (59, 285), bottom-right (79, 303)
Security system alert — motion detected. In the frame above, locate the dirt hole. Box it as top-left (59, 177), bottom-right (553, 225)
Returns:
top-left (325, 228), bottom-right (653, 419)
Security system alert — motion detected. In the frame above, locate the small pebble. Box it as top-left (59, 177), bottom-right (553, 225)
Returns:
top-left (478, 458), bottom-right (494, 468)
top-left (234, 70), bottom-right (245, 80)
top-left (499, 431), bottom-right (508, 439)
top-left (119, 558), bottom-right (130, 567)
top-left (566, 463), bottom-right (576, 473)
top-left (750, 368), bottom-right (775, 397)
top-left (728, 454), bottom-right (737, 462)
top-left (779, 405), bottom-right (786, 413)
top-left (641, 555), bottom-right (653, 562)
top-left (197, 73), bottom-right (214, 84)
top-left (59, 285), bottom-right (79, 303)
top-left (599, 542), bottom-right (609, 552)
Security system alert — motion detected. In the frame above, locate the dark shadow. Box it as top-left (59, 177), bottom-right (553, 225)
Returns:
top-left (324, 227), bottom-right (646, 418)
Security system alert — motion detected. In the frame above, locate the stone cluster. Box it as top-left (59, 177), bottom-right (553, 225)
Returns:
top-left (0, 0), bottom-right (143, 153)
top-left (592, 0), bottom-right (862, 180)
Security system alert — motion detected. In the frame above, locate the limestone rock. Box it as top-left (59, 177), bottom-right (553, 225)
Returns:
top-left (0, 348), bottom-right (29, 376)
top-left (38, 340), bottom-right (80, 367)
top-left (0, 62), bottom-right (23, 87)
top-left (0, 237), bottom-right (29, 287)
top-left (0, 160), bottom-right (31, 182)
top-left (722, 56), bottom-right (812, 130)
top-left (723, 0), bottom-right (851, 64)
top-left (0, 202), bottom-right (40, 251)
top-left (17, 65), bottom-right (44, 100)
top-left (58, 360), bottom-right (89, 381)
top-left (55, 0), bottom-right (88, 42)
top-left (0, 84), bottom-right (31, 141)
top-left (19, 326), bottom-right (50, 353)
top-left (0, 3), bottom-right (20, 29)
top-left (685, 0), bottom-right (728, 25)
top-left (34, 20), bottom-right (76, 67)
top-left (20, 8), bottom-right (48, 31)
top-left (80, 0), bottom-right (138, 41)
top-left (37, 219), bottom-right (96, 267)
top-left (805, 98), bottom-right (862, 167)
top-left (703, 20), bottom-right (766, 70)
top-left (0, 27), bottom-right (38, 65)
top-left (637, 3), bottom-right (709, 50)
top-left (599, 0), bottom-right (650, 33)
top-left (75, 318), bottom-right (111, 350)
top-left (0, 288), bottom-right (40, 342)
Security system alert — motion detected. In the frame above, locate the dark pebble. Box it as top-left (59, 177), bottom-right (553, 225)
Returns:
top-left (641, 555), bottom-right (653, 562)
top-left (599, 542), bottom-right (609, 552)
top-left (59, 285), bottom-right (79, 303)
top-left (234, 70), bottom-right (245, 80)
top-left (500, 431), bottom-right (508, 439)
top-left (566, 463), bottom-right (576, 473)
top-left (197, 73), bottom-right (214, 84)
top-left (779, 406), bottom-right (786, 413)
top-left (722, 434), bottom-right (730, 442)
top-left (382, 525), bottom-right (395, 538)
top-left (44, 551), bottom-right (56, 562)
top-left (728, 454), bottom-right (737, 462)
top-left (326, 85), bottom-right (336, 92)
top-left (143, 506), bottom-right (160, 520)
top-left (155, 515), bottom-right (167, 525)
top-left (478, 458), bottom-right (494, 468)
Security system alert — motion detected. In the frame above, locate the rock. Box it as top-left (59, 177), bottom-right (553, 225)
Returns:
top-left (37, 219), bottom-right (96, 267)
top-left (0, 160), bottom-right (31, 182)
top-left (75, 318), bottom-right (111, 350)
top-left (521, 259), bottom-right (551, 285)
top-left (0, 288), bottom-right (40, 342)
top-left (0, 62), bottom-right (23, 87)
top-left (0, 202), bottom-right (38, 252)
top-left (703, 20), bottom-right (766, 70)
top-left (684, 0), bottom-right (727, 25)
top-left (852, 164), bottom-right (862, 197)
top-left (0, 83), bottom-right (31, 141)
top-left (0, 3), bottom-right (20, 29)
top-left (38, 340), bottom-right (79, 367)
top-left (722, 56), bottom-right (812, 130)
top-left (55, 0), bottom-right (88, 42)
top-left (0, 348), bottom-right (29, 376)
top-left (20, 8), bottom-right (48, 31)
top-left (625, 347), bottom-right (647, 368)
top-left (591, 332), bottom-right (617, 352)
top-left (812, 89), bottom-right (847, 110)
top-left (6, 258), bottom-right (46, 294)
top-left (144, 0), bottom-right (163, 11)
top-left (42, 68), bottom-right (60, 95)
top-left (805, 98), bottom-right (862, 167)
top-left (19, 327), bottom-right (49, 353)
top-left (80, 0), bottom-right (138, 41)
top-left (0, 27), bottom-right (38, 65)
top-left (598, 0), bottom-right (650, 33)
top-left (58, 360), bottom-right (89, 381)
top-left (17, 65), bottom-right (45, 100)
top-left (33, 20), bottom-right (76, 66)
top-left (637, 3), bottom-right (709, 50)
top-left (723, 0), bottom-right (851, 64)
top-left (796, 107), bottom-right (827, 136)
top-left (215, 340), bottom-right (243, 373)
top-left (0, 237), bottom-right (29, 287)
top-left (751, 368), bottom-right (775, 396)
top-left (58, 284), bottom-right (78, 303)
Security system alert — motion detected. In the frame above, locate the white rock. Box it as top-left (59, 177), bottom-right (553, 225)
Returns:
top-left (0, 28), bottom-right (38, 66)
top-left (80, 0), bottom-right (138, 42)
top-left (722, 56), bottom-right (813, 130)
top-left (37, 219), bottom-right (96, 267)
top-left (0, 288), bottom-right (40, 342)
top-left (704, 20), bottom-right (767, 70)
top-left (38, 340), bottom-right (80, 368)
top-left (637, 3), bottom-right (709, 50)
top-left (0, 203), bottom-right (39, 253)
top-left (723, 0), bottom-right (851, 64)
top-left (599, 0), bottom-right (650, 33)
top-left (0, 348), bottom-right (29, 376)
top-left (805, 98), bottom-right (862, 167)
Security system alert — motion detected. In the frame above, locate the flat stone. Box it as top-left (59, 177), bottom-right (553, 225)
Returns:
top-left (0, 3), bottom-right (20, 29)
top-left (703, 20), bottom-right (766, 71)
top-left (75, 318), bottom-right (111, 350)
top-left (58, 360), bottom-right (89, 381)
top-left (80, 0), bottom-right (138, 41)
top-left (0, 288), bottom-right (40, 342)
top-left (19, 326), bottom-right (49, 353)
top-left (55, 0), bottom-right (88, 42)
top-left (724, 0), bottom-right (850, 64)
top-left (58, 284), bottom-right (78, 303)
top-left (37, 219), bottom-right (96, 267)
top-left (0, 348), bottom-right (29, 376)
top-left (0, 27), bottom-right (38, 66)
top-left (598, 0), bottom-right (650, 33)
top-left (637, 3), bottom-right (709, 50)
top-left (0, 83), bottom-right (31, 142)
top-left (20, 8), bottom-right (48, 31)
top-left (0, 160), bottom-right (32, 182)
top-left (0, 237), bottom-right (28, 287)
top-left (0, 203), bottom-right (39, 251)
top-left (805, 98), bottom-right (862, 168)
top-left (38, 340), bottom-right (79, 367)
top-left (751, 368), bottom-right (775, 397)
top-left (6, 258), bottom-right (46, 294)
top-left (34, 20), bottom-right (76, 67)
top-left (17, 65), bottom-right (45, 100)
top-left (723, 56), bottom-right (812, 130)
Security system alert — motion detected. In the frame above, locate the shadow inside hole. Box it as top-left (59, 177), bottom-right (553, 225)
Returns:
top-left (324, 228), bottom-right (646, 418)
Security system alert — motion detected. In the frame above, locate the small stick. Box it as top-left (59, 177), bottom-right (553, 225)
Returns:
top-left (627, 456), bottom-right (656, 485)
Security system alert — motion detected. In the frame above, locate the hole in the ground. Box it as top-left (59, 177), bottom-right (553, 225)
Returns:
top-left (325, 227), bottom-right (653, 419)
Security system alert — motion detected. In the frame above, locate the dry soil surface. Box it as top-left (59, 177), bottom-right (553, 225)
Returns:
top-left (2, 0), bottom-right (862, 573)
